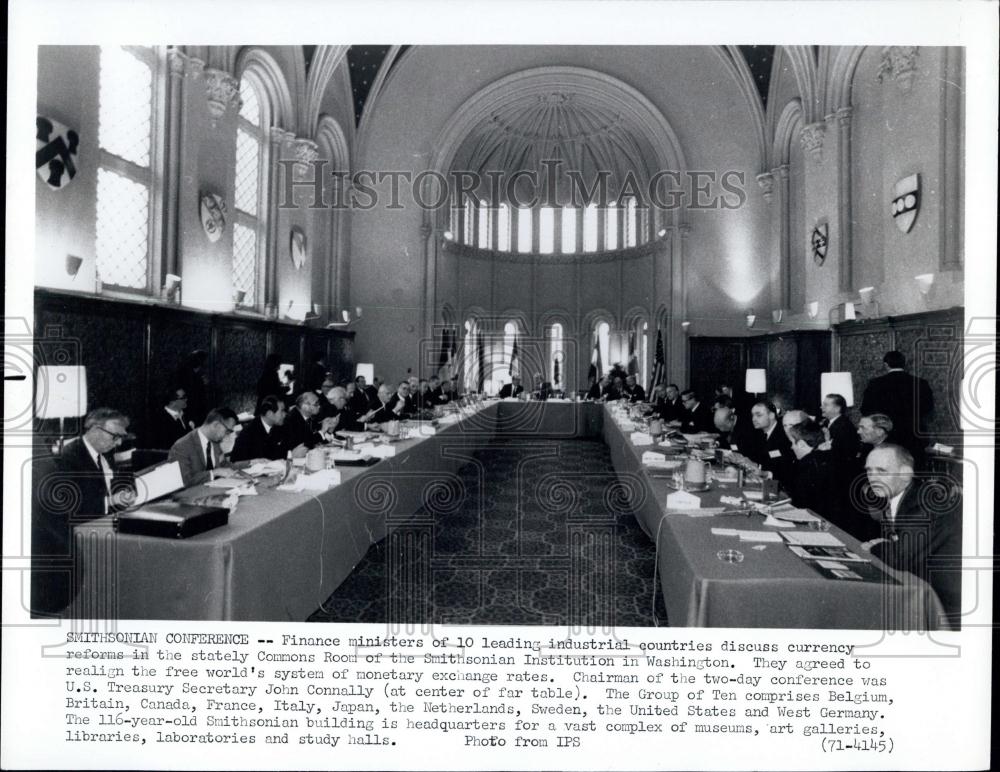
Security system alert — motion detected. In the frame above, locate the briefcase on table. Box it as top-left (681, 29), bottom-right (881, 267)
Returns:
top-left (114, 500), bottom-right (229, 539)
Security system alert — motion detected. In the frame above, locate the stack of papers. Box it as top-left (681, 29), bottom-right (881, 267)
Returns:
top-left (767, 505), bottom-right (821, 524)
top-left (630, 432), bottom-right (654, 446)
top-left (246, 460), bottom-right (286, 476)
top-left (277, 469), bottom-right (342, 492)
top-left (641, 451), bottom-right (682, 469)
top-left (781, 530), bottom-right (846, 548)
top-left (711, 528), bottom-right (784, 543)
top-left (354, 443), bottom-right (396, 458)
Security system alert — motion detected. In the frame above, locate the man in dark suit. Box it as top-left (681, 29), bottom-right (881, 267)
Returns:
top-left (747, 400), bottom-right (793, 482)
top-left (861, 350), bottom-right (934, 459)
top-left (426, 375), bottom-right (449, 405)
top-left (167, 407), bottom-right (242, 487)
top-left (284, 391), bottom-right (338, 449)
top-left (348, 377), bottom-right (374, 415)
top-left (498, 376), bottom-right (524, 399)
top-left (623, 375), bottom-right (646, 403)
top-left (787, 420), bottom-right (877, 541)
top-left (386, 381), bottom-right (417, 417)
top-left (231, 395), bottom-right (290, 462)
top-left (32, 408), bottom-right (136, 615)
top-left (679, 389), bottom-right (715, 434)
top-left (821, 393), bottom-right (860, 461)
top-left (147, 386), bottom-right (192, 450)
top-left (861, 444), bottom-right (962, 627)
top-left (657, 384), bottom-right (684, 423)
top-left (440, 379), bottom-right (460, 403)
top-left (714, 404), bottom-right (760, 457)
top-left (370, 384), bottom-right (405, 425)
top-left (325, 386), bottom-right (368, 432)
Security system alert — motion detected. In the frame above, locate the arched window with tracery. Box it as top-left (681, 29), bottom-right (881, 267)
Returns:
top-left (232, 76), bottom-right (266, 308)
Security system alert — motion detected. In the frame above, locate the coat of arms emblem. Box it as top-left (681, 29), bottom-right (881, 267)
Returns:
top-left (891, 173), bottom-right (920, 233)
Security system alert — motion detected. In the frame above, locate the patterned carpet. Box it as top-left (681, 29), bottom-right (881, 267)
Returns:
top-left (308, 438), bottom-right (667, 627)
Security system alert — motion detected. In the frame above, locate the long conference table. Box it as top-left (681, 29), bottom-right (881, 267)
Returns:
top-left (72, 400), bottom-right (945, 628)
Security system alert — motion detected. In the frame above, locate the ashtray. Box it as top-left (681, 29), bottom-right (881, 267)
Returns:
top-left (717, 549), bottom-right (745, 564)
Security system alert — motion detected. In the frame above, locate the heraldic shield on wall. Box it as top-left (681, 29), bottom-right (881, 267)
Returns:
top-left (891, 173), bottom-right (920, 233)
top-left (811, 221), bottom-right (828, 266)
top-left (36, 115), bottom-right (79, 190)
top-left (200, 192), bottom-right (228, 243)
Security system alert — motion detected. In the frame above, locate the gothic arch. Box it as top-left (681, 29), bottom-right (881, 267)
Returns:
top-left (234, 47), bottom-right (295, 132)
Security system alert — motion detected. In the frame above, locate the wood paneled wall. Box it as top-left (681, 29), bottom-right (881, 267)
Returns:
top-left (34, 289), bottom-right (355, 443)
top-left (687, 307), bottom-right (964, 445)
top-left (688, 330), bottom-right (832, 413)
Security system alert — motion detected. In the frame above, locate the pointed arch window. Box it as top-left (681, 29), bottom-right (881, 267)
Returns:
top-left (232, 77), bottom-right (265, 308)
top-left (497, 203), bottom-right (511, 251)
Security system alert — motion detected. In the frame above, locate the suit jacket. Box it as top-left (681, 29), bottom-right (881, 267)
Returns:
top-left (656, 396), bottom-right (683, 422)
top-left (230, 417), bottom-right (287, 462)
top-left (328, 404), bottom-right (365, 433)
top-left (870, 478), bottom-right (962, 626)
top-left (861, 370), bottom-right (934, 453)
top-left (826, 414), bottom-right (860, 461)
top-left (168, 428), bottom-right (228, 487)
top-left (586, 383), bottom-right (603, 400)
top-left (441, 387), bottom-right (460, 403)
top-left (752, 425), bottom-right (793, 482)
top-left (147, 407), bottom-right (190, 451)
top-left (719, 415), bottom-right (759, 456)
top-left (369, 399), bottom-right (401, 424)
top-left (624, 384), bottom-right (646, 403)
top-left (680, 402), bottom-right (715, 434)
top-left (427, 386), bottom-right (449, 405)
top-left (283, 408), bottom-right (325, 450)
top-left (386, 393), bottom-right (415, 417)
top-left (32, 439), bottom-right (128, 614)
top-left (348, 389), bottom-right (373, 416)
top-left (498, 383), bottom-right (524, 399)
top-left (788, 450), bottom-right (877, 541)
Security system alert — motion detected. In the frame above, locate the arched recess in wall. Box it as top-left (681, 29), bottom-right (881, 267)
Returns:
top-left (621, 305), bottom-right (651, 388)
top-left (235, 48), bottom-right (295, 132)
top-left (459, 306), bottom-right (488, 394)
top-left (315, 115), bottom-right (351, 315)
top-left (771, 98), bottom-right (806, 311)
top-left (539, 308), bottom-right (575, 392)
top-left (581, 307), bottom-right (617, 382)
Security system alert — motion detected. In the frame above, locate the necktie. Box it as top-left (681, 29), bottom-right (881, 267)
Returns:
top-left (97, 454), bottom-right (113, 492)
top-left (205, 441), bottom-right (214, 471)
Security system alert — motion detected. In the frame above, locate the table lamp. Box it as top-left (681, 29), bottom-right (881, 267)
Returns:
top-left (745, 369), bottom-right (767, 395)
top-left (820, 372), bottom-right (855, 407)
top-left (356, 363), bottom-right (374, 383)
top-left (35, 365), bottom-right (88, 452)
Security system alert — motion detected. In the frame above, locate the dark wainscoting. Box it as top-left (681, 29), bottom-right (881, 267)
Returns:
top-left (688, 330), bottom-right (832, 413)
top-left (835, 306), bottom-right (964, 444)
top-left (687, 306), bottom-right (964, 446)
top-left (34, 288), bottom-right (355, 444)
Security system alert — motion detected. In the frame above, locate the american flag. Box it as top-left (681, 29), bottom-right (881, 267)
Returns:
top-left (588, 332), bottom-right (602, 384)
top-left (648, 328), bottom-right (664, 395)
top-left (509, 332), bottom-right (520, 377)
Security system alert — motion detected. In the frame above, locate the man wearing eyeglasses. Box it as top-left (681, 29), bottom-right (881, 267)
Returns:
top-left (168, 407), bottom-right (243, 486)
top-left (32, 408), bottom-right (137, 614)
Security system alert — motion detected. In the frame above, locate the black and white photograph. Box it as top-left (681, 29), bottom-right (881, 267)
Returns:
top-left (3, 1), bottom-right (996, 770)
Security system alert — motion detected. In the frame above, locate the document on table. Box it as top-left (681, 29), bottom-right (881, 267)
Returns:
top-left (781, 530), bottom-right (846, 547)
top-left (767, 505), bottom-right (821, 523)
top-left (710, 528), bottom-right (783, 542)
top-left (132, 461), bottom-right (184, 506)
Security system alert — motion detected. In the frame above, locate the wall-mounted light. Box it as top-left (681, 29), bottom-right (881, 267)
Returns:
top-left (771, 309), bottom-right (784, 324)
top-left (844, 301), bottom-right (857, 321)
top-left (657, 228), bottom-right (667, 238)
top-left (162, 274), bottom-right (182, 303)
top-left (233, 289), bottom-right (246, 306)
top-left (65, 254), bottom-right (83, 278)
top-left (327, 307), bottom-right (362, 328)
top-left (858, 286), bottom-right (876, 305)
top-left (443, 230), bottom-right (454, 241)
top-left (745, 309), bottom-right (757, 329)
top-left (915, 273), bottom-right (935, 296)
top-left (806, 301), bottom-right (819, 319)
top-left (745, 368), bottom-right (767, 394)
top-left (681, 320), bottom-right (691, 334)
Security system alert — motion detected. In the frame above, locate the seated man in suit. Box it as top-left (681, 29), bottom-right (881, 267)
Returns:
top-left (385, 381), bottom-right (416, 417)
top-left (679, 389), bottom-right (715, 434)
top-left (440, 378), bottom-right (461, 403)
top-left (747, 400), bottom-right (793, 482)
top-left (858, 413), bottom-right (893, 450)
top-left (586, 376), bottom-right (607, 401)
top-left (605, 376), bottom-right (625, 402)
top-left (657, 384), bottom-right (684, 423)
top-left (366, 383), bottom-right (406, 426)
top-left (231, 395), bottom-right (291, 462)
top-left (33, 408), bottom-right (137, 615)
top-left (498, 376), bottom-right (524, 399)
top-left (714, 404), bottom-right (760, 456)
top-left (168, 407), bottom-right (243, 487)
top-left (285, 391), bottom-right (338, 449)
top-left (426, 375), bottom-right (448, 405)
top-left (822, 393), bottom-right (859, 454)
top-left (787, 420), bottom-right (877, 541)
top-left (861, 444), bottom-right (962, 627)
top-left (348, 377), bottom-right (374, 415)
top-left (623, 374), bottom-right (646, 403)
top-left (325, 386), bottom-right (369, 432)
top-left (147, 386), bottom-right (192, 450)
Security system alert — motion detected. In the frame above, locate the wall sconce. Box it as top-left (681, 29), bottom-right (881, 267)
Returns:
top-left (443, 230), bottom-right (454, 241)
top-left (858, 286), bottom-right (876, 305)
top-left (820, 372), bottom-right (855, 407)
top-left (771, 309), bottom-right (784, 324)
top-left (65, 254), bottom-right (83, 279)
top-left (657, 228), bottom-right (667, 238)
top-left (162, 274), bottom-right (182, 303)
top-left (326, 307), bottom-right (362, 328)
top-left (915, 273), bottom-right (935, 297)
top-left (844, 301), bottom-right (857, 321)
top-left (745, 310), bottom-right (757, 329)
top-left (680, 320), bottom-right (691, 334)
top-left (745, 368), bottom-right (767, 395)
top-left (806, 301), bottom-right (819, 319)
top-left (233, 289), bottom-right (246, 306)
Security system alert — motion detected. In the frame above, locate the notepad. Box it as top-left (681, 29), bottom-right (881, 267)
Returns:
top-left (768, 505), bottom-right (821, 523)
top-left (132, 461), bottom-right (184, 506)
